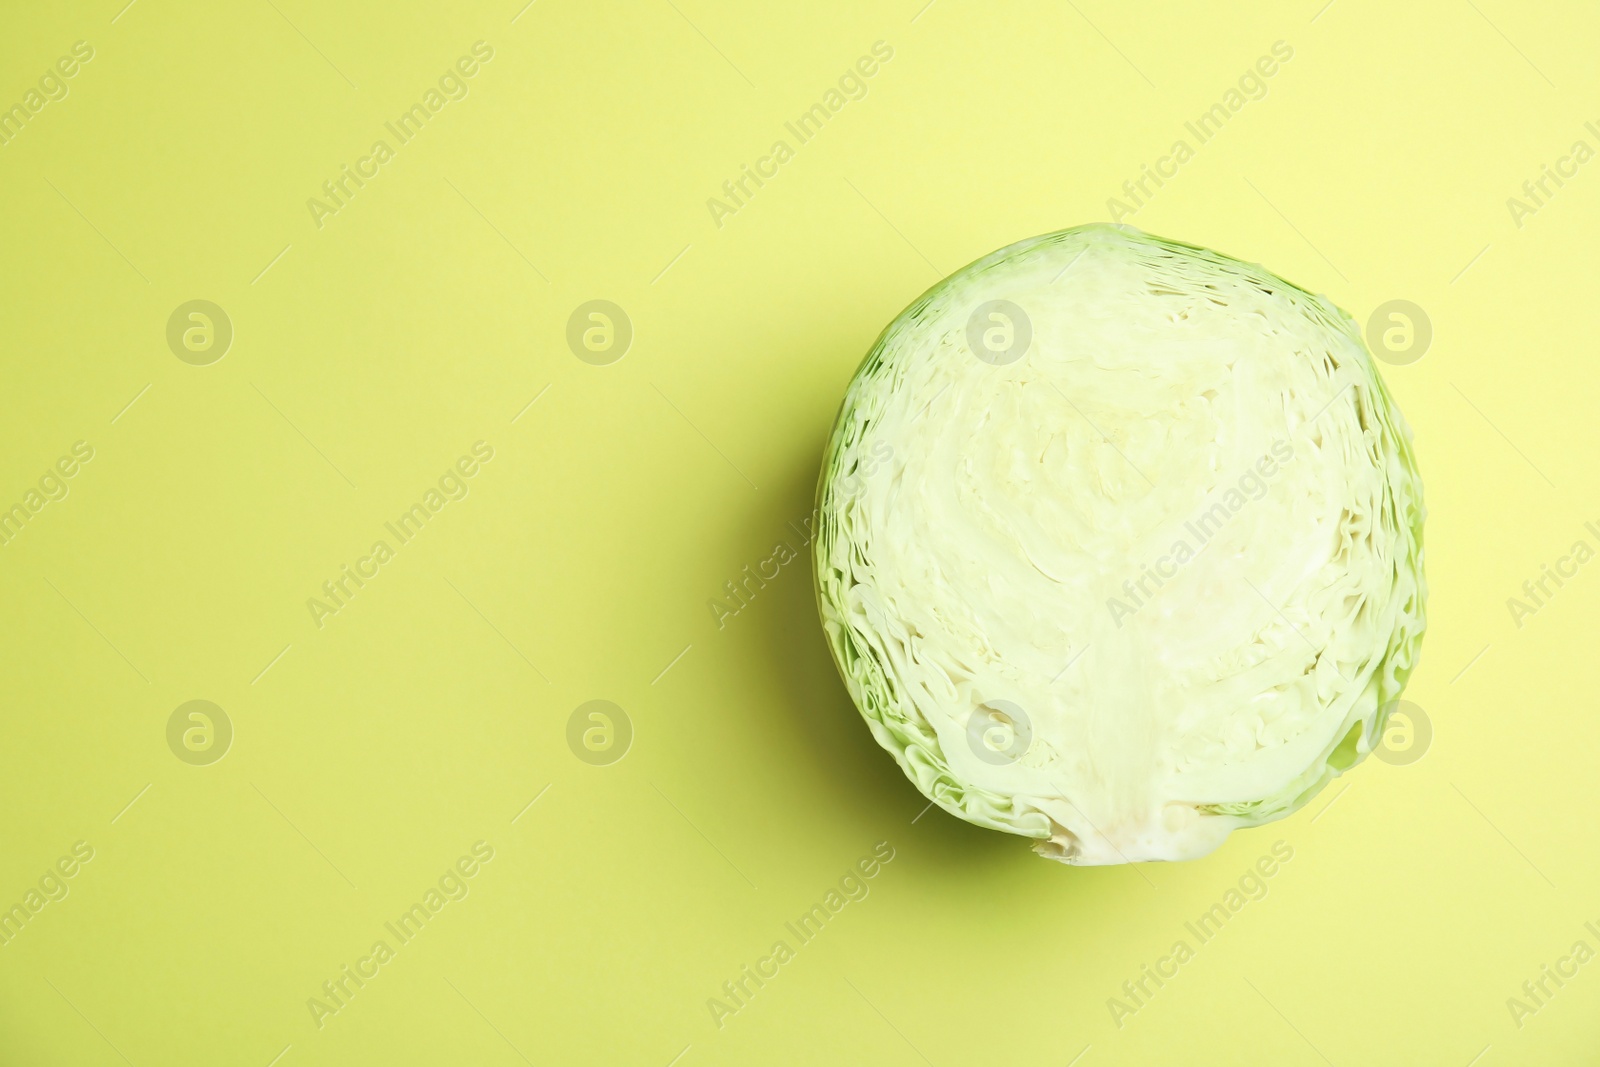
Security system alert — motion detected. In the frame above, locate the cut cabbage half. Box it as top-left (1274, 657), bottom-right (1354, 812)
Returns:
top-left (814, 224), bottom-right (1426, 865)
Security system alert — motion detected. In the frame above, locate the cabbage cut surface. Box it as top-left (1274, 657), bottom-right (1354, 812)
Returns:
top-left (814, 224), bottom-right (1426, 864)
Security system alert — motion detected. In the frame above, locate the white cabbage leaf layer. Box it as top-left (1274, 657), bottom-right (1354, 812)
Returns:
top-left (814, 224), bottom-right (1426, 864)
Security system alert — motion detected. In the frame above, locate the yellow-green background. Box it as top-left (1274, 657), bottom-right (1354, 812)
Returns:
top-left (1, 0), bottom-right (1596, 1063)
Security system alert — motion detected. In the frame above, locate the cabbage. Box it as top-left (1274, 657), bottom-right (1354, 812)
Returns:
top-left (814, 224), bottom-right (1426, 865)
